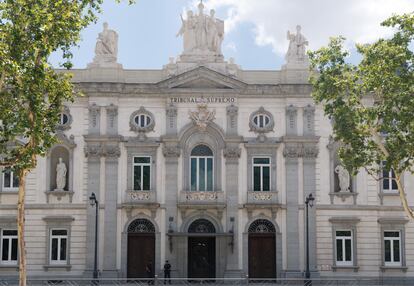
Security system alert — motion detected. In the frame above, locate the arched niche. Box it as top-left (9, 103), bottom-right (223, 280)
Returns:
top-left (327, 136), bottom-right (358, 204)
top-left (45, 134), bottom-right (76, 203)
top-left (50, 146), bottom-right (69, 191)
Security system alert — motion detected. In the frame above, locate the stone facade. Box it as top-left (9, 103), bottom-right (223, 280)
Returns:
top-left (0, 7), bottom-right (414, 281)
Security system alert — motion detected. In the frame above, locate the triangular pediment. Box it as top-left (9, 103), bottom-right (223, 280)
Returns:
top-left (157, 66), bottom-right (247, 90)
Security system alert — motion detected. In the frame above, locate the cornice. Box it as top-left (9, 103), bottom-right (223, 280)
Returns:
top-left (74, 82), bottom-right (312, 97)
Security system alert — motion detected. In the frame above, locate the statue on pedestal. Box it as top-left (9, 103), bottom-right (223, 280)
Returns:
top-left (56, 158), bottom-right (67, 191)
top-left (283, 25), bottom-right (309, 69)
top-left (176, 1), bottom-right (224, 59)
top-left (88, 22), bottom-right (121, 68)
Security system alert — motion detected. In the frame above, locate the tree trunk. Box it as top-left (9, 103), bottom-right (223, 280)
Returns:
top-left (395, 172), bottom-right (414, 219)
top-left (17, 170), bottom-right (27, 286)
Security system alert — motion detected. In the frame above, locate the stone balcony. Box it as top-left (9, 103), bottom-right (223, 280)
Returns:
top-left (246, 191), bottom-right (279, 205)
top-left (178, 191), bottom-right (226, 205)
top-left (177, 191), bottom-right (227, 219)
top-left (244, 191), bottom-right (280, 218)
top-left (123, 190), bottom-right (157, 205)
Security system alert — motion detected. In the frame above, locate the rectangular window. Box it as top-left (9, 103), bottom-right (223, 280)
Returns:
top-left (50, 229), bottom-right (68, 264)
top-left (382, 161), bottom-right (398, 192)
top-left (384, 231), bottom-right (401, 266)
top-left (252, 157), bottom-right (271, 191)
top-left (2, 168), bottom-right (19, 190)
top-left (335, 230), bottom-right (353, 265)
top-left (190, 157), bottom-right (213, 191)
top-left (133, 156), bottom-right (151, 191)
top-left (1, 230), bottom-right (18, 265)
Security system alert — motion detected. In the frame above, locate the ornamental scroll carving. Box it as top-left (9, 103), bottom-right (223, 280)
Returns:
top-left (84, 143), bottom-right (120, 158)
top-left (129, 192), bottom-right (150, 201)
top-left (84, 144), bottom-right (103, 158)
top-left (186, 192), bottom-right (218, 201)
top-left (103, 145), bottom-right (121, 158)
top-left (163, 145), bottom-right (181, 158)
top-left (223, 147), bottom-right (241, 159)
top-left (253, 193), bottom-right (273, 201)
top-left (283, 143), bottom-right (318, 158)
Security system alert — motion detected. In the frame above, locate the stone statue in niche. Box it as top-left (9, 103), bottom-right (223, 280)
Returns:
top-left (176, 1), bottom-right (224, 55)
top-left (56, 158), bottom-right (67, 191)
top-left (335, 165), bottom-right (350, 192)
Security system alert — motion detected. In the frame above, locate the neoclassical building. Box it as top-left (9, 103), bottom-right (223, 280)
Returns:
top-left (1, 4), bottom-right (414, 280)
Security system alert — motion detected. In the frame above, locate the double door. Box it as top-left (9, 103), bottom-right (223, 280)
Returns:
top-left (127, 234), bottom-right (155, 278)
top-left (188, 237), bottom-right (216, 278)
top-left (248, 234), bottom-right (276, 278)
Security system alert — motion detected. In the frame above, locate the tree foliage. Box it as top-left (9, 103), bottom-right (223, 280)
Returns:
top-left (309, 13), bottom-right (414, 217)
top-left (0, 0), bottom-right (133, 284)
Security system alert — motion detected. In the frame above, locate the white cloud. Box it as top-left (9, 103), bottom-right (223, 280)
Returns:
top-left (199, 0), bottom-right (414, 55)
top-left (225, 42), bottom-right (237, 52)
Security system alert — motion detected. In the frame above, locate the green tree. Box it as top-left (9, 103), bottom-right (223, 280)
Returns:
top-left (309, 13), bottom-right (414, 218)
top-left (0, 1), bottom-right (132, 285)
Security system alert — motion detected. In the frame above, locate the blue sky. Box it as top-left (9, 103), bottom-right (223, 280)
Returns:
top-left (49, 0), bottom-right (414, 70)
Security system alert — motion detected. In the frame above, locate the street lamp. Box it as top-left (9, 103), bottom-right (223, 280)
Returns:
top-left (89, 192), bottom-right (99, 280)
top-left (305, 193), bottom-right (315, 286)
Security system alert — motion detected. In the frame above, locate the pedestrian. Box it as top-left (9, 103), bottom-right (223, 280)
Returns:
top-left (163, 260), bottom-right (172, 284)
top-left (146, 261), bottom-right (153, 285)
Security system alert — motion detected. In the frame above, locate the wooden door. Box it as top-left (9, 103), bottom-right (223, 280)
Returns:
top-left (188, 237), bottom-right (216, 278)
top-left (127, 234), bottom-right (155, 278)
top-left (248, 234), bottom-right (276, 278)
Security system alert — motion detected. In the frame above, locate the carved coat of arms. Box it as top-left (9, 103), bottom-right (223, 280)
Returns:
top-left (189, 103), bottom-right (216, 131)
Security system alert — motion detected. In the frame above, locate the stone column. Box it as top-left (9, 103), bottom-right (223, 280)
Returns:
top-left (223, 145), bottom-right (241, 277)
top-left (303, 144), bottom-right (318, 274)
top-left (162, 143), bottom-right (180, 277)
top-left (84, 143), bottom-right (102, 276)
top-left (102, 144), bottom-right (121, 277)
top-left (283, 143), bottom-right (301, 276)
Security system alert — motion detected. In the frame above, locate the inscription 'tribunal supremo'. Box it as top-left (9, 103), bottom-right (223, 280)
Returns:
top-left (169, 97), bottom-right (236, 104)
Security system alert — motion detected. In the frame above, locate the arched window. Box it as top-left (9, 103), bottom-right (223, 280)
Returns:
top-left (248, 219), bottom-right (276, 233)
top-left (190, 145), bottom-right (213, 191)
top-left (188, 219), bottom-right (216, 233)
top-left (127, 219), bottom-right (156, 233)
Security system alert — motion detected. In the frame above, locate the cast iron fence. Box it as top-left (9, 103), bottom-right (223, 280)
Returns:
top-left (0, 278), bottom-right (413, 286)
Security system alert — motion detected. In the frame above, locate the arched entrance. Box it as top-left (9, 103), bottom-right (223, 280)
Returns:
top-left (188, 219), bottom-right (216, 278)
top-left (248, 219), bottom-right (276, 278)
top-left (127, 219), bottom-right (155, 278)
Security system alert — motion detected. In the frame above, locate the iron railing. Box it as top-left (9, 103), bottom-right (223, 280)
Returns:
top-left (0, 278), bottom-right (413, 286)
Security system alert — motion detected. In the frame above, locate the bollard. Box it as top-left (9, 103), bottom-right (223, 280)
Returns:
top-left (155, 274), bottom-right (159, 286)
